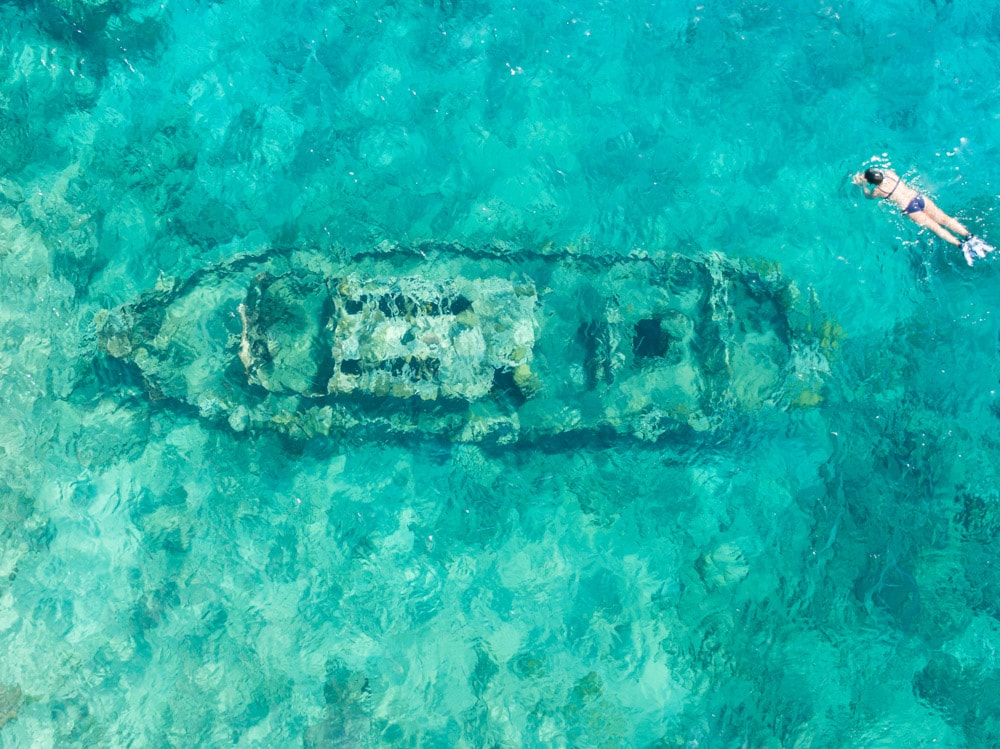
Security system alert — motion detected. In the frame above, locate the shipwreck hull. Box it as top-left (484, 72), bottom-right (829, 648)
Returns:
top-left (96, 244), bottom-right (831, 443)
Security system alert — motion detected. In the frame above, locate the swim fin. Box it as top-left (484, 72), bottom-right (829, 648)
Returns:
top-left (962, 236), bottom-right (994, 266)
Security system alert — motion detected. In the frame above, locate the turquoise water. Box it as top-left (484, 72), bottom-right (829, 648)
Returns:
top-left (3, 0), bottom-right (1000, 745)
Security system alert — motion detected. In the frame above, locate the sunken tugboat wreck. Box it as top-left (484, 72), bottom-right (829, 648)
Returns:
top-left (96, 244), bottom-right (831, 443)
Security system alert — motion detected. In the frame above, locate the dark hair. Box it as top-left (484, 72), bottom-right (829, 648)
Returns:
top-left (863, 168), bottom-right (884, 185)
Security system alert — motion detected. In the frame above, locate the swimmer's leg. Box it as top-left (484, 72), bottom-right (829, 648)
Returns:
top-left (907, 211), bottom-right (961, 246)
top-left (923, 198), bottom-right (970, 238)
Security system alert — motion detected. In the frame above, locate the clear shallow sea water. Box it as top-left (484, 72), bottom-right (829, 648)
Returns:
top-left (3, 0), bottom-right (1000, 745)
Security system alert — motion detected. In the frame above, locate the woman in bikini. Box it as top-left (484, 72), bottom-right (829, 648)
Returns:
top-left (853, 167), bottom-right (970, 246)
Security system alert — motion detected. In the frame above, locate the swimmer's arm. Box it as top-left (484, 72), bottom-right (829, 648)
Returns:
top-left (852, 173), bottom-right (876, 198)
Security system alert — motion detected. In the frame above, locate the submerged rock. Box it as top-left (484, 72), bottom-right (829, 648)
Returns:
top-left (0, 683), bottom-right (24, 729)
top-left (96, 244), bottom-right (831, 444)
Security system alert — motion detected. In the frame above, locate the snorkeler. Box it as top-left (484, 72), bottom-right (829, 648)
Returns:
top-left (852, 167), bottom-right (994, 265)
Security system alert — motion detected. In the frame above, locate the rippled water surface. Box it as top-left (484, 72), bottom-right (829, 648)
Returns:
top-left (3, 0), bottom-right (1000, 745)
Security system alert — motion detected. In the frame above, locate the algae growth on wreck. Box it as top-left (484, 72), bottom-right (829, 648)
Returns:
top-left (97, 244), bottom-right (832, 443)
